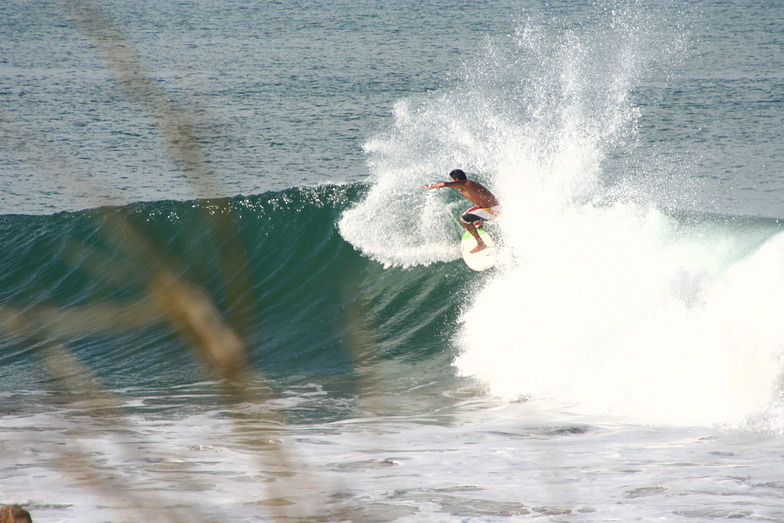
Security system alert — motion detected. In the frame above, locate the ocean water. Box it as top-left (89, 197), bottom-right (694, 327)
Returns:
top-left (1, 0), bottom-right (784, 521)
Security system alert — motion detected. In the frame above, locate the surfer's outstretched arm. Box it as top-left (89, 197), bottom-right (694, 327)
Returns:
top-left (421, 182), bottom-right (454, 189)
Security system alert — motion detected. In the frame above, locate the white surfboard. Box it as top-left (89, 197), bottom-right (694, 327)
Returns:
top-left (460, 228), bottom-right (497, 271)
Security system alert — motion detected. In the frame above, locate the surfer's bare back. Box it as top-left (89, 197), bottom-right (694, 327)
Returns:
top-left (421, 169), bottom-right (500, 253)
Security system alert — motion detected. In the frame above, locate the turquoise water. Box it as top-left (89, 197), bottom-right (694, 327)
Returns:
top-left (1, 1), bottom-right (784, 521)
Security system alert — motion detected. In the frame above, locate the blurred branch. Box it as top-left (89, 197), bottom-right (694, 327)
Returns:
top-left (0, 0), bottom-right (322, 519)
top-left (63, 0), bottom-right (213, 185)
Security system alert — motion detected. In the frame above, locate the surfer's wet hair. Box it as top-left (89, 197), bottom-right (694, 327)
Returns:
top-left (449, 169), bottom-right (467, 181)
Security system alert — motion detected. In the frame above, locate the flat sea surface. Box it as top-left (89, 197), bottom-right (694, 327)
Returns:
top-left (1, 0), bottom-right (783, 521)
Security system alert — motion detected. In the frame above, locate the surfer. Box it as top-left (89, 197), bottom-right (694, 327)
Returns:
top-left (421, 169), bottom-right (500, 253)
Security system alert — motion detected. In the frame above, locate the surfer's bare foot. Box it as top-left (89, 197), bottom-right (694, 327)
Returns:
top-left (470, 243), bottom-right (487, 254)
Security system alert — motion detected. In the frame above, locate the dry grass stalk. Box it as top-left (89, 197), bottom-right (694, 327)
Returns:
top-left (0, 0), bottom-right (359, 519)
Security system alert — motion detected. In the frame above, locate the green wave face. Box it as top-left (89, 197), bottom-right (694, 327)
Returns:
top-left (0, 185), bottom-right (472, 392)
